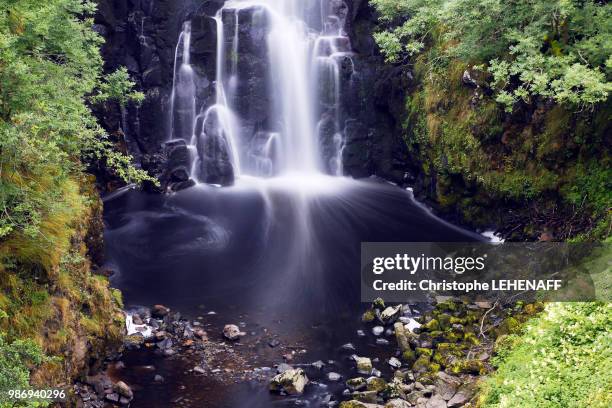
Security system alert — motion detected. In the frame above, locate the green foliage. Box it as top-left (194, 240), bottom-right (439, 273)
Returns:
top-left (0, 333), bottom-right (45, 407)
top-left (0, 0), bottom-right (154, 241)
top-left (371, 0), bottom-right (611, 111)
top-left (480, 302), bottom-right (612, 407)
top-left (93, 67), bottom-right (145, 108)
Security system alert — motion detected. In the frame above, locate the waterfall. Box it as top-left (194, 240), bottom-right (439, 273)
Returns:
top-left (168, 0), bottom-right (354, 184)
top-left (169, 21), bottom-right (196, 143)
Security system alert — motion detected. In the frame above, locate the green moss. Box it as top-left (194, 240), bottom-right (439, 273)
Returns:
top-left (361, 309), bottom-right (376, 323)
top-left (405, 53), bottom-right (611, 239)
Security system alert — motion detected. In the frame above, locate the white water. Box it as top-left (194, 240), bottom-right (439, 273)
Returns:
top-left (168, 0), bottom-right (354, 182)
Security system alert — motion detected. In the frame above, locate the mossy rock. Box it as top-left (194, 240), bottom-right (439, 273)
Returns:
top-left (401, 349), bottom-right (416, 364)
top-left (412, 354), bottom-right (432, 373)
top-left (444, 330), bottom-right (463, 343)
top-left (372, 298), bottom-right (385, 310)
top-left (496, 317), bottom-right (521, 336)
top-left (366, 376), bottom-right (387, 392)
top-left (346, 377), bottom-right (367, 391)
top-left (416, 347), bottom-right (433, 357)
top-left (436, 300), bottom-right (458, 313)
top-left (422, 319), bottom-right (440, 331)
top-left (448, 359), bottom-right (486, 375)
top-left (339, 401), bottom-right (370, 408)
top-left (437, 314), bottom-right (451, 329)
top-left (352, 390), bottom-right (378, 403)
top-left (463, 331), bottom-right (480, 345)
top-left (362, 309), bottom-right (376, 323)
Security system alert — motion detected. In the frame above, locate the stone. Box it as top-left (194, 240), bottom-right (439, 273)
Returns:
top-left (105, 393), bottom-right (120, 403)
top-left (328, 372), bottom-right (342, 382)
top-left (113, 381), bottom-right (133, 399)
top-left (193, 366), bottom-right (206, 375)
top-left (366, 376), bottom-right (386, 392)
top-left (372, 326), bottom-right (384, 336)
top-left (447, 389), bottom-right (471, 407)
top-left (339, 401), bottom-right (383, 408)
top-left (404, 319), bottom-right (422, 333)
top-left (435, 372), bottom-right (461, 400)
top-left (380, 305), bottom-right (402, 324)
top-left (268, 338), bottom-right (281, 348)
top-left (394, 322), bottom-right (411, 352)
top-left (346, 377), bottom-right (367, 391)
top-left (312, 360), bottom-right (326, 370)
top-left (342, 343), bottom-right (357, 351)
top-left (388, 357), bottom-right (402, 369)
top-left (269, 368), bottom-right (309, 395)
top-left (124, 334), bottom-right (145, 348)
top-left (362, 309), bottom-right (376, 323)
top-left (355, 357), bottom-right (373, 374)
top-left (425, 394), bottom-right (447, 408)
top-left (385, 399), bottom-right (411, 408)
top-left (151, 304), bottom-right (170, 318)
top-left (153, 374), bottom-right (165, 383)
top-left (223, 324), bottom-right (245, 341)
top-left (352, 390), bottom-right (378, 403)
top-left (376, 338), bottom-right (390, 346)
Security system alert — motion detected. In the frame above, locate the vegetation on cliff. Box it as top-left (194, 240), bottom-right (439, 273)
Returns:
top-left (371, 0), bottom-right (611, 240)
top-left (0, 0), bottom-right (146, 402)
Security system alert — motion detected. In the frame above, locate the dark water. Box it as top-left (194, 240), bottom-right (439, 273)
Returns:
top-left (103, 176), bottom-right (481, 407)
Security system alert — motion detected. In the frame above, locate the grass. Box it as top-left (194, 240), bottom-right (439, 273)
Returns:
top-left (0, 175), bottom-right (123, 390)
top-left (478, 302), bottom-right (612, 408)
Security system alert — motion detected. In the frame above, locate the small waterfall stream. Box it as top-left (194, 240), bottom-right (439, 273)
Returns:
top-left (168, 0), bottom-right (354, 182)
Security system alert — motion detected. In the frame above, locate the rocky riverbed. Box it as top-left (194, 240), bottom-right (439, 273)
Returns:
top-left (71, 297), bottom-right (541, 407)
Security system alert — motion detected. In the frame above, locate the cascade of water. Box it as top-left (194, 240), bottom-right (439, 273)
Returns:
top-left (168, 0), bottom-right (355, 184)
top-left (169, 21), bottom-right (196, 143)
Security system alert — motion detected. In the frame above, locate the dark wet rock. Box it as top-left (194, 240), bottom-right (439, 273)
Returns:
top-left (152, 304), bottom-right (170, 318)
top-left (153, 374), bottom-right (165, 383)
top-left (196, 109), bottom-right (236, 186)
top-left (268, 338), bottom-right (281, 348)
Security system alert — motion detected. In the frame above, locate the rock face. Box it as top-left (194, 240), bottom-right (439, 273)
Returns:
top-left (94, 0), bottom-right (411, 187)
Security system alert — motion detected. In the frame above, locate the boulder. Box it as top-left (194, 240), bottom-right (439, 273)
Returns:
top-left (355, 357), bottom-right (373, 374)
top-left (269, 368), bottom-right (309, 395)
